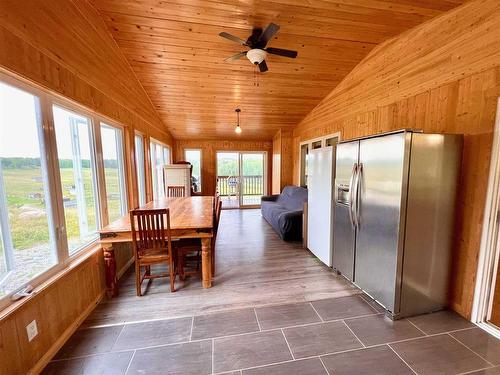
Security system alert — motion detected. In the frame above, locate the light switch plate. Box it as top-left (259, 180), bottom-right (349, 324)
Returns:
top-left (26, 320), bottom-right (38, 342)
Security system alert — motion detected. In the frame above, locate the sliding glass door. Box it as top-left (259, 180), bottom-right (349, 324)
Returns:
top-left (216, 151), bottom-right (266, 209)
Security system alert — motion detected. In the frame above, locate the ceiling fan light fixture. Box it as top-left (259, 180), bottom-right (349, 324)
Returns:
top-left (246, 49), bottom-right (267, 65)
top-left (234, 108), bottom-right (242, 134)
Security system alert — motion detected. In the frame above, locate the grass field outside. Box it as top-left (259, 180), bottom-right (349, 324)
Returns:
top-left (0, 166), bottom-right (121, 295)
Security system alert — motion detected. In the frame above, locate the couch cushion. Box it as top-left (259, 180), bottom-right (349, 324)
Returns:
top-left (276, 186), bottom-right (308, 211)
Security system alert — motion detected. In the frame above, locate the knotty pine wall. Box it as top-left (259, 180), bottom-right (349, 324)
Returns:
top-left (292, 0), bottom-right (500, 319)
top-left (272, 130), bottom-right (294, 194)
top-left (0, 1), bottom-right (172, 373)
top-left (173, 140), bottom-right (273, 197)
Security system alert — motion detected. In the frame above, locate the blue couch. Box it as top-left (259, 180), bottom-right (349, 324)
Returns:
top-left (261, 186), bottom-right (308, 241)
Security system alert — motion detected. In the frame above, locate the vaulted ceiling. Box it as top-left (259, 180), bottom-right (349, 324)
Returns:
top-left (90, 0), bottom-right (466, 140)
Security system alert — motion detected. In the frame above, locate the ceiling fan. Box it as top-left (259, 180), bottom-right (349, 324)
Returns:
top-left (219, 23), bottom-right (298, 72)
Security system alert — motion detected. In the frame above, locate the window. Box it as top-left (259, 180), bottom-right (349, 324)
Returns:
top-left (184, 149), bottom-right (201, 193)
top-left (100, 123), bottom-right (127, 223)
top-left (150, 140), bottom-right (170, 200)
top-left (0, 82), bottom-right (57, 297)
top-left (53, 105), bottom-right (99, 255)
top-left (135, 134), bottom-right (146, 206)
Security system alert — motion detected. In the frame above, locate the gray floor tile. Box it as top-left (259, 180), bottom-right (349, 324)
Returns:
top-left (451, 327), bottom-right (500, 365)
top-left (214, 330), bottom-right (292, 373)
top-left (359, 294), bottom-right (386, 313)
top-left (192, 308), bottom-right (260, 340)
top-left (127, 340), bottom-right (212, 375)
top-left (255, 302), bottom-right (321, 330)
top-left (55, 325), bottom-right (124, 359)
top-left (391, 334), bottom-right (491, 375)
top-left (242, 358), bottom-right (327, 375)
top-left (408, 310), bottom-right (474, 335)
top-left (311, 296), bottom-right (378, 321)
top-left (43, 351), bottom-right (133, 375)
top-left (283, 321), bottom-right (362, 358)
top-left (112, 317), bottom-right (191, 350)
top-left (344, 315), bottom-right (424, 346)
top-left (321, 345), bottom-right (414, 375)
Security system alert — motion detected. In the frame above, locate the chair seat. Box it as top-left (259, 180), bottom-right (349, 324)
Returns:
top-left (138, 249), bottom-right (170, 264)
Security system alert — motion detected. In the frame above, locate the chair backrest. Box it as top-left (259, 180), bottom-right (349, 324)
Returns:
top-left (214, 192), bottom-right (220, 210)
top-left (213, 199), bottom-right (222, 239)
top-left (167, 185), bottom-right (186, 197)
top-left (130, 208), bottom-right (172, 258)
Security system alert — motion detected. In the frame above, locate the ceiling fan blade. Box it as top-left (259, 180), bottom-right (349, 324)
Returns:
top-left (266, 47), bottom-right (298, 58)
top-left (258, 60), bottom-right (268, 72)
top-left (224, 52), bottom-right (247, 62)
top-left (259, 23), bottom-right (280, 47)
top-left (219, 32), bottom-right (247, 46)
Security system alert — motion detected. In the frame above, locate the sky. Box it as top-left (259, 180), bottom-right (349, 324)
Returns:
top-left (0, 82), bottom-right (118, 160)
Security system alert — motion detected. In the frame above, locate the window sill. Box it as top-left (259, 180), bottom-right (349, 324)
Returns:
top-left (0, 243), bottom-right (102, 322)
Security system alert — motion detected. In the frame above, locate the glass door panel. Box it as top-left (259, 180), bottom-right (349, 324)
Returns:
top-left (240, 153), bottom-right (265, 207)
top-left (216, 152), bottom-right (240, 209)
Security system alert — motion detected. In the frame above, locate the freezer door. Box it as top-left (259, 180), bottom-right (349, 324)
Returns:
top-left (307, 146), bottom-right (334, 266)
top-left (355, 132), bottom-right (410, 313)
top-left (333, 141), bottom-right (359, 280)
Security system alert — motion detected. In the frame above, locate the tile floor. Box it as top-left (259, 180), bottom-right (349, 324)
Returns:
top-left (43, 295), bottom-right (500, 375)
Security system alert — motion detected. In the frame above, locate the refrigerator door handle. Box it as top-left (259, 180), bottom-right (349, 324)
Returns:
top-left (348, 163), bottom-right (358, 227)
top-left (355, 163), bottom-right (363, 227)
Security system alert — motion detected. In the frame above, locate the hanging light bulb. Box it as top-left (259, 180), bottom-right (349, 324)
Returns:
top-left (234, 108), bottom-right (242, 134)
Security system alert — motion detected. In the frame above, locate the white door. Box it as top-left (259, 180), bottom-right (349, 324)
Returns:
top-left (307, 146), bottom-right (334, 266)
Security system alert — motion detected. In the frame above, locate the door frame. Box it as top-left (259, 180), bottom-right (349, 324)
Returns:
top-left (472, 97), bottom-right (500, 339)
top-left (215, 150), bottom-right (268, 209)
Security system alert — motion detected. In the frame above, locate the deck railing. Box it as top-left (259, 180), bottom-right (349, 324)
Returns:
top-left (217, 175), bottom-right (263, 196)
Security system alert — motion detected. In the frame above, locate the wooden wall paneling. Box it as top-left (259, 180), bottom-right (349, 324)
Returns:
top-left (291, 0), bottom-right (500, 318)
top-left (0, 251), bottom-right (105, 375)
top-left (272, 130), bottom-right (294, 193)
top-left (0, 2), bottom-right (174, 373)
top-left (272, 131), bottom-right (282, 194)
top-left (90, 0), bottom-right (464, 140)
top-left (280, 130), bottom-right (294, 190)
top-left (0, 3), bottom-right (173, 146)
top-left (173, 140), bottom-right (273, 196)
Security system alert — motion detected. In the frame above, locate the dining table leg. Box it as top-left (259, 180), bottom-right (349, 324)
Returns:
top-left (201, 237), bottom-right (212, 288)
top-left (103, 243), bottom-right (119, 297)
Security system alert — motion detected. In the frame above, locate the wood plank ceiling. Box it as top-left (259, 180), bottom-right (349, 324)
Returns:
top-left (90, 0), bottom-right (466, 140)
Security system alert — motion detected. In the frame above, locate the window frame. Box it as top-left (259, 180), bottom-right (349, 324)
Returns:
top-left (184, 148), bottom-right (202, 193)
top-left (298, 132), bottom-right (341, 188)
top-left (150, 138), bottom-right (171, 200)
top-left (99, 121), bottom-right (128, 224)
top-left (0, 69), bottom-right (132, 310)
top-left (134, 132), bottom-right (147, 207)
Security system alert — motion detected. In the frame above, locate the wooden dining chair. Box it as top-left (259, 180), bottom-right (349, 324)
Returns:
top-left (175, 198), bottom-right (222, 280)
top-left (167, 185), bottom-right (186, 197)
top-left (130, 208), bottom-right (176, 295)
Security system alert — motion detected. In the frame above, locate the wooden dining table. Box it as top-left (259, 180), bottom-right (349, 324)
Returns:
top-left (99, 196), bottom-right (214, 297)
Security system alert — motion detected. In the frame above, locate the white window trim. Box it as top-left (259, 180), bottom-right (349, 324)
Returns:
top-left (134, 132), bottom-right (147, 207)
top-left (298, 132), bottom-right (341, 187)
top-left (150, 139), bottom-right (171, 199)
top-left (100, 122), bottom-right (128, 222)
top-left (0, 68), bottom-right (130, 310)
top-left (472, 97), bottom-right (500, 339)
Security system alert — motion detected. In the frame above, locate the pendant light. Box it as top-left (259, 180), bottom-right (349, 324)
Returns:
top-left (234, 108), bottom-right (242, 134)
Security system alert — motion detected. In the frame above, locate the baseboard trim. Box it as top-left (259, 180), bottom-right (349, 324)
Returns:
top-left (28, 291), bottom-right (105, 375)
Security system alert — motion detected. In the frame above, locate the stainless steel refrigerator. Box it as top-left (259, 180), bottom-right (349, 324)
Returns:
top-left (333, 130), bottom-right (463, 319)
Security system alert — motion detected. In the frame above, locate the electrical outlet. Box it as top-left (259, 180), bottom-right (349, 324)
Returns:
top-left (26, 320), bottom-right (38, 342)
